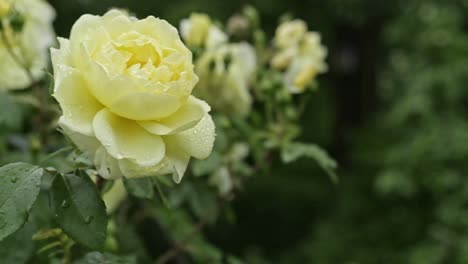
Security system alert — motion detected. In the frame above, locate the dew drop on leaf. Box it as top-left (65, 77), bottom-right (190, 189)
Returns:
top-left (61, 200), bottom-right (70, 208)
top-left (85, 216), bottom-right (95, 224)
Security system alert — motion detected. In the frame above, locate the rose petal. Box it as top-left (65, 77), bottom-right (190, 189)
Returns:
top-left (118, 158), bottom-right (172, 178)
top-left (138, 96), bottom-right (209, 135)
top-left (164, 114), bottom-right (215, 159)
top-left (58, 117), bottom-right (101, 158)
top-left (109, 92), bottom-right (182, 120)
top-left (52, 48), bottom-right (103, 136)
top-left (93, 109), bottom-right (166, 166)
top-left (165, 141), bottom-right (191, 183)
top-left (79, 48), bottom-right (183, 120)
top-left (69, 14), bottom-right (101, 63)
top-left (102, 179), bottom-right (127, 214)
top-left (135, 16), bottom-right (181, 48)
top-left (94, 146), bottom-right (123, 179)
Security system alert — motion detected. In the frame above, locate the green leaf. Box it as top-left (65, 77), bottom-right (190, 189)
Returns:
top-left (115, 221), bottom-right (152, 263)
top-left (192, 152), bottom-right (223, 177)
top-left (187, 183), bottom-right (219, 224)
top-left (0, 219), bottom-right (36, 264)
top-left (281, 143), bottom-right (338, 182)
top-left (123, 177), bottom-right (154, 199)
top-left (153, 175), bottom-right (174, 188)
top-left (0, 163), bottom-right (44, 241)
top-left (50, 173), bottom-right (108, 249)
top-left (74, 252), bottom-right (136, 264)
top-left (152, 205), bottom-right (223, 263)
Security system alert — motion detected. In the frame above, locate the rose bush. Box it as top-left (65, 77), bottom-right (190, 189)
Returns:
top-left (52, 10), bottom-right (215, 182)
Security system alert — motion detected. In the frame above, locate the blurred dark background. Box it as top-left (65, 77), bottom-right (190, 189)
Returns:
top-left (48, 0), bottom-right (468, 263)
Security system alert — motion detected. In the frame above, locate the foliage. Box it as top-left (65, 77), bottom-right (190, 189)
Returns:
top-left (2, 0), bottom-right (466, 263)
top-left (0, 2), bottom-right (333, 264)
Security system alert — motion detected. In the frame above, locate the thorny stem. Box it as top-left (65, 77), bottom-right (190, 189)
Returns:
top-left (154, 198), bottom-right (226, 264)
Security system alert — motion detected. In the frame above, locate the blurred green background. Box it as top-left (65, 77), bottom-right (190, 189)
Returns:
top-left (48, 0), bottom-right (468, 263)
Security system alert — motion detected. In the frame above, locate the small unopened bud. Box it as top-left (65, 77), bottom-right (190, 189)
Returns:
top-left (253, 29), bottom-right (266, 49)
top-left (227, 14), bottom-right (250, 40)
top-left (243, 5), bottom-right (259, 29)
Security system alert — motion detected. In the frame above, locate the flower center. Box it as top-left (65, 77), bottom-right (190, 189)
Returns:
top-left (118, 42), bottom-right (160, 69)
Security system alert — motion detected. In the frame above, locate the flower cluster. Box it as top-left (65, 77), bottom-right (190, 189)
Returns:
top-left (177, 11), bottom-right (329, 195)
top-left (180, 14), bottom-right (256, 117)
top-left (271, 19), bottom-right (327, 93)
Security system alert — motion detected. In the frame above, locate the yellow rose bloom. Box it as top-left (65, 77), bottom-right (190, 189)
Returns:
top-left (194, 42), bottom-right (256, 117)
top-left (180, 13), bottom-right (227, 49)
top-left (274, 19), bottom-right (307, 49)
top-left (0, 0), bottom-right (55, 90)
top-left (275, 30), bottom-right (327, 94)
top-left (52, 10), bottom-right (215, 183)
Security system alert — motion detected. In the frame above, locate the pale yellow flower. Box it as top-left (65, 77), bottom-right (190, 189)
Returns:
top-left (180, 13), bottom-right (227, 49)
top-left (194, 42), bottom-right (256, 117)
top-left (301, 32), bottom-right (328, 68)
top-left (52, 10), bottom-right (215, 183)
top-left (273, 25), bottom-right (327, 93)
top-left (272, 19), bottom-right (327, 93)
top-left (274, 19), bottom-right (307, 49)
top-left (0, 0), bottom-right (55, 90)
top-left (283, 32), bottom-right (328, 93)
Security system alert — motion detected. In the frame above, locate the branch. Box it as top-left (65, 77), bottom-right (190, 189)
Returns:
top-left (1, 29), bottom-right (50, 143)
top-left (0, 30), bottom-right (35, 82)
top-left (154, 219), bottom-right (207, 264)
